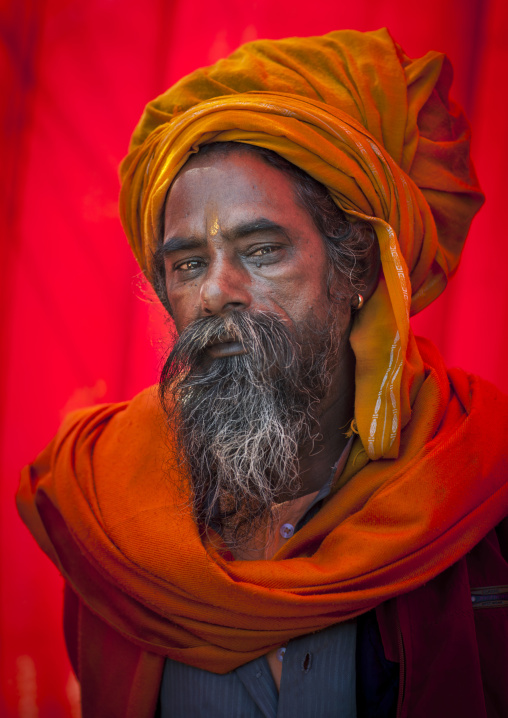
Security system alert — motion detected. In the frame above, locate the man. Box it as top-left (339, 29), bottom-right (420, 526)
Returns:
top-left (17, 28), bottom-right (508, 718)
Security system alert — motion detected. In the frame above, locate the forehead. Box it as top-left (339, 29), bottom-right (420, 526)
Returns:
top-left (163, 149), bottom-right (308, 233)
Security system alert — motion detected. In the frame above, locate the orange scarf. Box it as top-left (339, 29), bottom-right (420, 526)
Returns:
top-left (119, 28), bottom-right (484, 459)
top-left (17, 339), bottom-right (508, 673)
top-left (18, 29), bottom-right (506, 684)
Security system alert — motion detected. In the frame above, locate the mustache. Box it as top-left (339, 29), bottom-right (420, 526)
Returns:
top-left (160, 310), bottom-right (300, 387)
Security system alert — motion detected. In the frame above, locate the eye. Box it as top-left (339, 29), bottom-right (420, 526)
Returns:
top-left (174, 258), bottom-right (205, 272)
top-left (246, 243), bottom-right (285, 267)
top-left (251, 245), bottom-right (278, 256)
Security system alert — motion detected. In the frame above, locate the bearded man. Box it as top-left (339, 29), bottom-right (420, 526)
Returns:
top-left (18, 28), bottom-right (508, 718)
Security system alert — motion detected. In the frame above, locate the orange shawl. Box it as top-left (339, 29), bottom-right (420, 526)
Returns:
top-left (119, 28), bottom-right (484, 459)
top-left (17, 340), bottom-right (508, 673)
top-left (17, 29), bottom-right (507, 696)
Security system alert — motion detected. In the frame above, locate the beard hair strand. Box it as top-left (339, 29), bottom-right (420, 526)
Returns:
top-left (159, 309), bottom-right (341, 547)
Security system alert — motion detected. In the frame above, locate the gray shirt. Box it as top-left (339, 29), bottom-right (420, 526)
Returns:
top-left (161, 442), bottom-right (357, 717)
top-left (160, 619), bottom-right (357, 717)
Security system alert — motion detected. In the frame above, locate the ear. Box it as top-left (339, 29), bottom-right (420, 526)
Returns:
top-left (345, 225), bottom-right (381, 312)
top-left (361, 228), bottom-right (380, 303)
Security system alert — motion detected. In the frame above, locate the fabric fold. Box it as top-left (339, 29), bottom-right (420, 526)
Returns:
top-left (17, 339), bottom-right (508, 673)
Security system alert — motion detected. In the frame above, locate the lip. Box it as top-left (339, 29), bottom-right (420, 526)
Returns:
top-left (206, 341), bottom-right (247, 358)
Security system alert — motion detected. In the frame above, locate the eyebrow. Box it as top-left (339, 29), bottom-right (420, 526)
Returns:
top-left (160, 218), bottom-right (289, 257)
top-left (227, 218), bottom-right (289, 242)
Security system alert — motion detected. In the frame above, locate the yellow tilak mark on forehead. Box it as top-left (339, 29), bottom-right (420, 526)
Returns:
top-left (209, 217), bottom-right (220, 236)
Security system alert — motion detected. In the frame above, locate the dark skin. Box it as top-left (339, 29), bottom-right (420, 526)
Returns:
top-left (162, 149), bottom-right (378, 500)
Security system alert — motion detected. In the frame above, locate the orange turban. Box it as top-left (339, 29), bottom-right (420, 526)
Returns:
top-left (119, 28), bottom-right (483, 460)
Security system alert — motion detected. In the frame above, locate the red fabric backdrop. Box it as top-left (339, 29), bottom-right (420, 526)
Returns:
top-left (1, 0), bottom-right (507, 714)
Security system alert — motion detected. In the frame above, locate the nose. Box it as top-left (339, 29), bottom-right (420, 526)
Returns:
top-left (200, 258), bottom-right (251, 315)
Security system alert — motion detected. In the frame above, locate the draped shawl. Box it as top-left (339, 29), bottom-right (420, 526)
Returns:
top-left (119, 27), bottom-right (484, 459)
top-left (17, 28), bottom-right (508, 707)
top-left (17, 341), bottom-right (508, 675)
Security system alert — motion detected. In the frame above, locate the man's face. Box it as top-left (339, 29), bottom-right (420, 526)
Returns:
top-left (160, 148), bottom-right (356, 541)
top-left (162, 149), bottom-right (352, 348)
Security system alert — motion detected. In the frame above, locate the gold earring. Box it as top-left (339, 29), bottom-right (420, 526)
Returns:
top-left (352, 293), bottom-right (364, 310)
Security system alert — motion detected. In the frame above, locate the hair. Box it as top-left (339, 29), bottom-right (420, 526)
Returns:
top-left (150, 142), bottom-right (375, 315)
top-left (159, 307), bottom-right (344, 545)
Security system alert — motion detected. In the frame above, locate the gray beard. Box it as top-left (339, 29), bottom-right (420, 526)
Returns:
top-left (159, 310), bottom-right (341, 544)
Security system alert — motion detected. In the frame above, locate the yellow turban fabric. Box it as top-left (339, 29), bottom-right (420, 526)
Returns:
top-left (119, 28), bottom-right (483, 459)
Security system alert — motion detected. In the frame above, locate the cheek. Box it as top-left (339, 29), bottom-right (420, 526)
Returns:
top-left (282, 257), bottom-right (330, 316)
top-left (255, 272), bottom-right (329, 327)
top-left (286, 265), bottom-right (351, 332)
top-left (165, 280), bottom-right (200, 332)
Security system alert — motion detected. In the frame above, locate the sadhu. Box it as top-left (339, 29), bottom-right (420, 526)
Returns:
top-left (18, 28), bottom-right (508, 718)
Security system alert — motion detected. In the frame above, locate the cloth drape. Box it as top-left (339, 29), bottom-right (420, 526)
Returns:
top-left (119, 28), bottom-right (484, 459)
top-left (17, 339), bottom-right (508, 673)
top-left (17, 25), bottom-right (507, 694)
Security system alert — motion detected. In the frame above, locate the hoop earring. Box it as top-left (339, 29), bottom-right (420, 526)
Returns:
top-left (352, 293), bottom-right (364, 310)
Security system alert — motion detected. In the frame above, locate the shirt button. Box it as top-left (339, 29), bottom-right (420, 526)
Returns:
top-left (280, 523), bottom-right (294, 539)
top-left (276, 647), bottom-right (286, 662)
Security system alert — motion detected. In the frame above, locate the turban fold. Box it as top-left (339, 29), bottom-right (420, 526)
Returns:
top-left (119, 28), bottom-right (483, 458)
